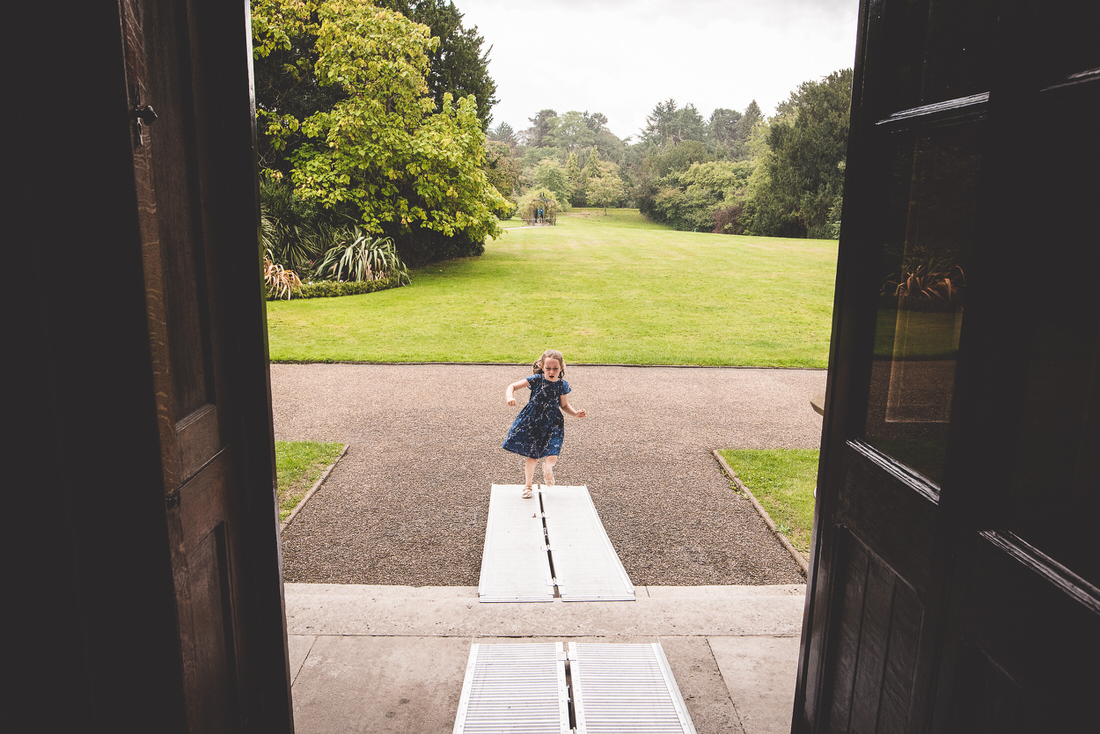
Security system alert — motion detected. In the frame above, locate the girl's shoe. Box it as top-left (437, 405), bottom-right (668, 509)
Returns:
top-left (522, 485), bottom-right (533, 499)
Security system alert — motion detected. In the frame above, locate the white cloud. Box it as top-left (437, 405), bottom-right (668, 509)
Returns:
top-left (455, 0), bottom-right (859, 139)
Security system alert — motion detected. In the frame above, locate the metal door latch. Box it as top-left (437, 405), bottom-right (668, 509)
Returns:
top-left (132, 104), bottom-right (158, 145)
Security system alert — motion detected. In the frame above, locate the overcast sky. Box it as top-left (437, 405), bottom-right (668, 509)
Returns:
top-left (455, 0), bottom-right (860, 141)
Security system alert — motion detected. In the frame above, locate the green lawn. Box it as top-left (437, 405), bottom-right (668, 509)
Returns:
top-left (719, 448), bottom-right (819, 554)
top-left (275, 440), bottom-right (346, 522)
top-left (267, 208), bottom-right (838, 367)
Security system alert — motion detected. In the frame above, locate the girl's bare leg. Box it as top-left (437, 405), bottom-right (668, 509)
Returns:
top-left (542, 456), bottom-right (557, 485)
top-left (523, 458), bottom-right (537, 497)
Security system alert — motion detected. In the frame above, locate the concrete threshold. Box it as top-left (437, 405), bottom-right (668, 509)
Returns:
top-left (286, 583), bottom-right (806, 734)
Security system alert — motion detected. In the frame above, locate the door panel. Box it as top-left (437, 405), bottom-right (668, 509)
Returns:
top-left (824, 531), bottom-right (924, 734)
top-left (121, 0), bottom-right (263, 730)
top-left (796, 1), bottom-right (1100, 732)
top-left (837, 443), bottom-right (937, 592)
top-left (181, 518), bottom-right (239, 733)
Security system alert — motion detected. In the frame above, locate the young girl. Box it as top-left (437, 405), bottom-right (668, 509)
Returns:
top-left (503, 349), bottom-right (587, 498)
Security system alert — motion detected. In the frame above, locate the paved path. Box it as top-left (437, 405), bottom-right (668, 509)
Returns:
top-left (273, 364), bottom-right (826, 587)
top-left (285, 583), bottom-right (807, 734)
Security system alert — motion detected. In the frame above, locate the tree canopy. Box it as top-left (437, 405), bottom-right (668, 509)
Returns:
top-left (375, 0), bottom-right (498, 130)
top-left (744, 69), bottom-right (853, 238)
top-left (502, 76), bottom-right (849, 237)
top-left (252, 0), bottom-right (504, 265)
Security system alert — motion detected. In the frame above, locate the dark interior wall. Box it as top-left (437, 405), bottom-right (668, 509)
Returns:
top-left (8, 4), bottom-right (188, 731)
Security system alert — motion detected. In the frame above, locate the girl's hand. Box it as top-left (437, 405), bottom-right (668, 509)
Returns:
top-left (506, 379), bottom-right (529, 407)
top-left (576, 408), bottom-right (587, 418)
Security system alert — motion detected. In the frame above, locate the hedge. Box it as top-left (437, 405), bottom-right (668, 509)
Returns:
top-left (268, 277), bottom-right (401, 301)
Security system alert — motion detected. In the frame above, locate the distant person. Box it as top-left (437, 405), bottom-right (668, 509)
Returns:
top-left (503, 349), bottom-right (587, 498)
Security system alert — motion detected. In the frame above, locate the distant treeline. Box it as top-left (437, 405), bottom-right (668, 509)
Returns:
top-left (490, 68), bottom-right (853, 239)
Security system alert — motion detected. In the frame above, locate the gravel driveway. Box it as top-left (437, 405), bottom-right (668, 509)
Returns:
top-left (273, 363), bottom-right (825, 586)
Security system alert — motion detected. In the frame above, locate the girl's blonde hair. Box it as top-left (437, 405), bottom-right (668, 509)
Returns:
top-left (534, 349), bottom-right (566, 377)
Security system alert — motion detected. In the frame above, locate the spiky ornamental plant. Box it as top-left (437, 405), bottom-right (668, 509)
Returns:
top-left (314, 226), bottom-right (410, 285)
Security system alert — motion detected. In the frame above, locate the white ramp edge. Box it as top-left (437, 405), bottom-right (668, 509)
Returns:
top-left (478, 485), bottom-right (555, 602)
top-left (571, 642), bottom-right (698, 734)
top-left (541, 486), bottom-right (635, 602)
top-left (453, 642), bottom-right (569, 734)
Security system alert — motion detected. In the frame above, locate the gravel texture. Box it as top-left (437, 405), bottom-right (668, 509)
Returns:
top-left (273, 363), bottom-right (826, 587)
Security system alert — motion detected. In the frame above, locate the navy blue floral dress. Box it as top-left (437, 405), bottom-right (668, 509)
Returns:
top-left (502, 375), bottom-right (571, 459)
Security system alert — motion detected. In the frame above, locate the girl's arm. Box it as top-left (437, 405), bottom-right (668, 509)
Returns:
top-left (506, 379), bottom-right (530, 406)
top-left (560, 395), bottom-right (586, 418)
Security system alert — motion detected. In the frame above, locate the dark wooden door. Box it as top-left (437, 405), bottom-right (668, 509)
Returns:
top-left (8, 0), bottom-right (290, 730)
top-left (121, 0), bottom-right (290, 730)
top-left (794, 1), bottom-right (1100, 732)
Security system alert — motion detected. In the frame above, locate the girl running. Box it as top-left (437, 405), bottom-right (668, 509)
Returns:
top-left (503, 349), bottom-right (586, 498)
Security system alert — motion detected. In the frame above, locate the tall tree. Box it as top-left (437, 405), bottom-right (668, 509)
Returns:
top-left (256, 0), bottom-right (504, 264)
top-left (641, 99), bottom-right (679, 149)
top-left (730, 100), bottom-right (763, 159)
top-left (483, 140), bottom-right (518, 202)
top-left (585, 112), bottom-right (608, 132)
top-left (641, 99), bottom-right (707, 150)
top-left (252, 0), bottom-right (340, 176)
top-left (534, 159), bottom-right (571, 207)
top-left (375, 0), bottom-right (498, 130)
top-left (565, 151), bottom-right (583, 205)
top-left (552, 111), bottom-right (597, 153)
top-left (706, 108), bottom-right (742, 155)
top-left (582, 146), bottom-right (602, 180)
top-left (525, 108), bottom-right (558, 148)
top-left (586, 173), bottom-right (625, 214)
top-left (745, 70), bottom-right (852, 238)
top-left (651, 140), bottom-right (709, 178)
top-left (488, 121), bottom-right (517, 147)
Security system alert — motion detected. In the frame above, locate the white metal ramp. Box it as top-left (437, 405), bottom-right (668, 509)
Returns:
top-left (453, 643), bottom-right (569, 734)
top-left (478, 485), bottom-right (555, 602)
top-left (570, 643), bottom-right (697, 734)
top-left (542, 486), bottom-right (635, 602)
top-left (453, 642), bottom-right (697, 734)
top-left (478, 485), bottom-right (634, 603)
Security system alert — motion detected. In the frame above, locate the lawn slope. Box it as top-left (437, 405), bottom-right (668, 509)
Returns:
top-left (267, 209), bottom-right (837, 367)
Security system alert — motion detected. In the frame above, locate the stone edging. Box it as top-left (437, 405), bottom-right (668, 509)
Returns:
top-left (281, 444), bottom-right (349, 533)
top-left (712, 450), bottom-right (809, 577)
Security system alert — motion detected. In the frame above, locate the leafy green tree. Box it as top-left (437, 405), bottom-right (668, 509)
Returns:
top-left (648, 160), bottom-right (752, 231)
top-left (641, 98), bottom-right (679, 150)
top-left (551, 111), bottom-right (597, 153)
top-left (252, 0), bottom-right (335, 177)
top-left (489, 121), bottom-right (517, 147)
top-left (565, 151), bottom-right (584, 205)
top-left (525, 109), bottom-right (558, 148)
top-left (484, 140), bottom-right (519, 202)
top-left (264, 0), bottom-right (504, 265)
top-left (730, 100), bottom-right (763, 160)
top-left (744, 70), bottom-right (852, 239)
top-left (375, 0), bottom-right (497, 130)
top-left (642, 99), bottom-right (707, 150)
top-left (651, 140), bottom-right (709, 178)
top-left (582, 146), bottom-right (603, 180)
top-left (534, 159), bottom-right (571, 208)
top-left (586, 173), bottom-right (625, 214)
top-left (707, 108), bottom-right (742, 156)
top-left (585, 112), bottom-right (608, 132)
top-left (739, 100), bottom-right (763, 131)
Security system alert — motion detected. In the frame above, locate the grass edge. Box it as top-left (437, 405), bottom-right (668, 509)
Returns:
top-left (279, 442), bottom-right (348, 529)
top-left (712, 449), bottom-right (809, 577)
